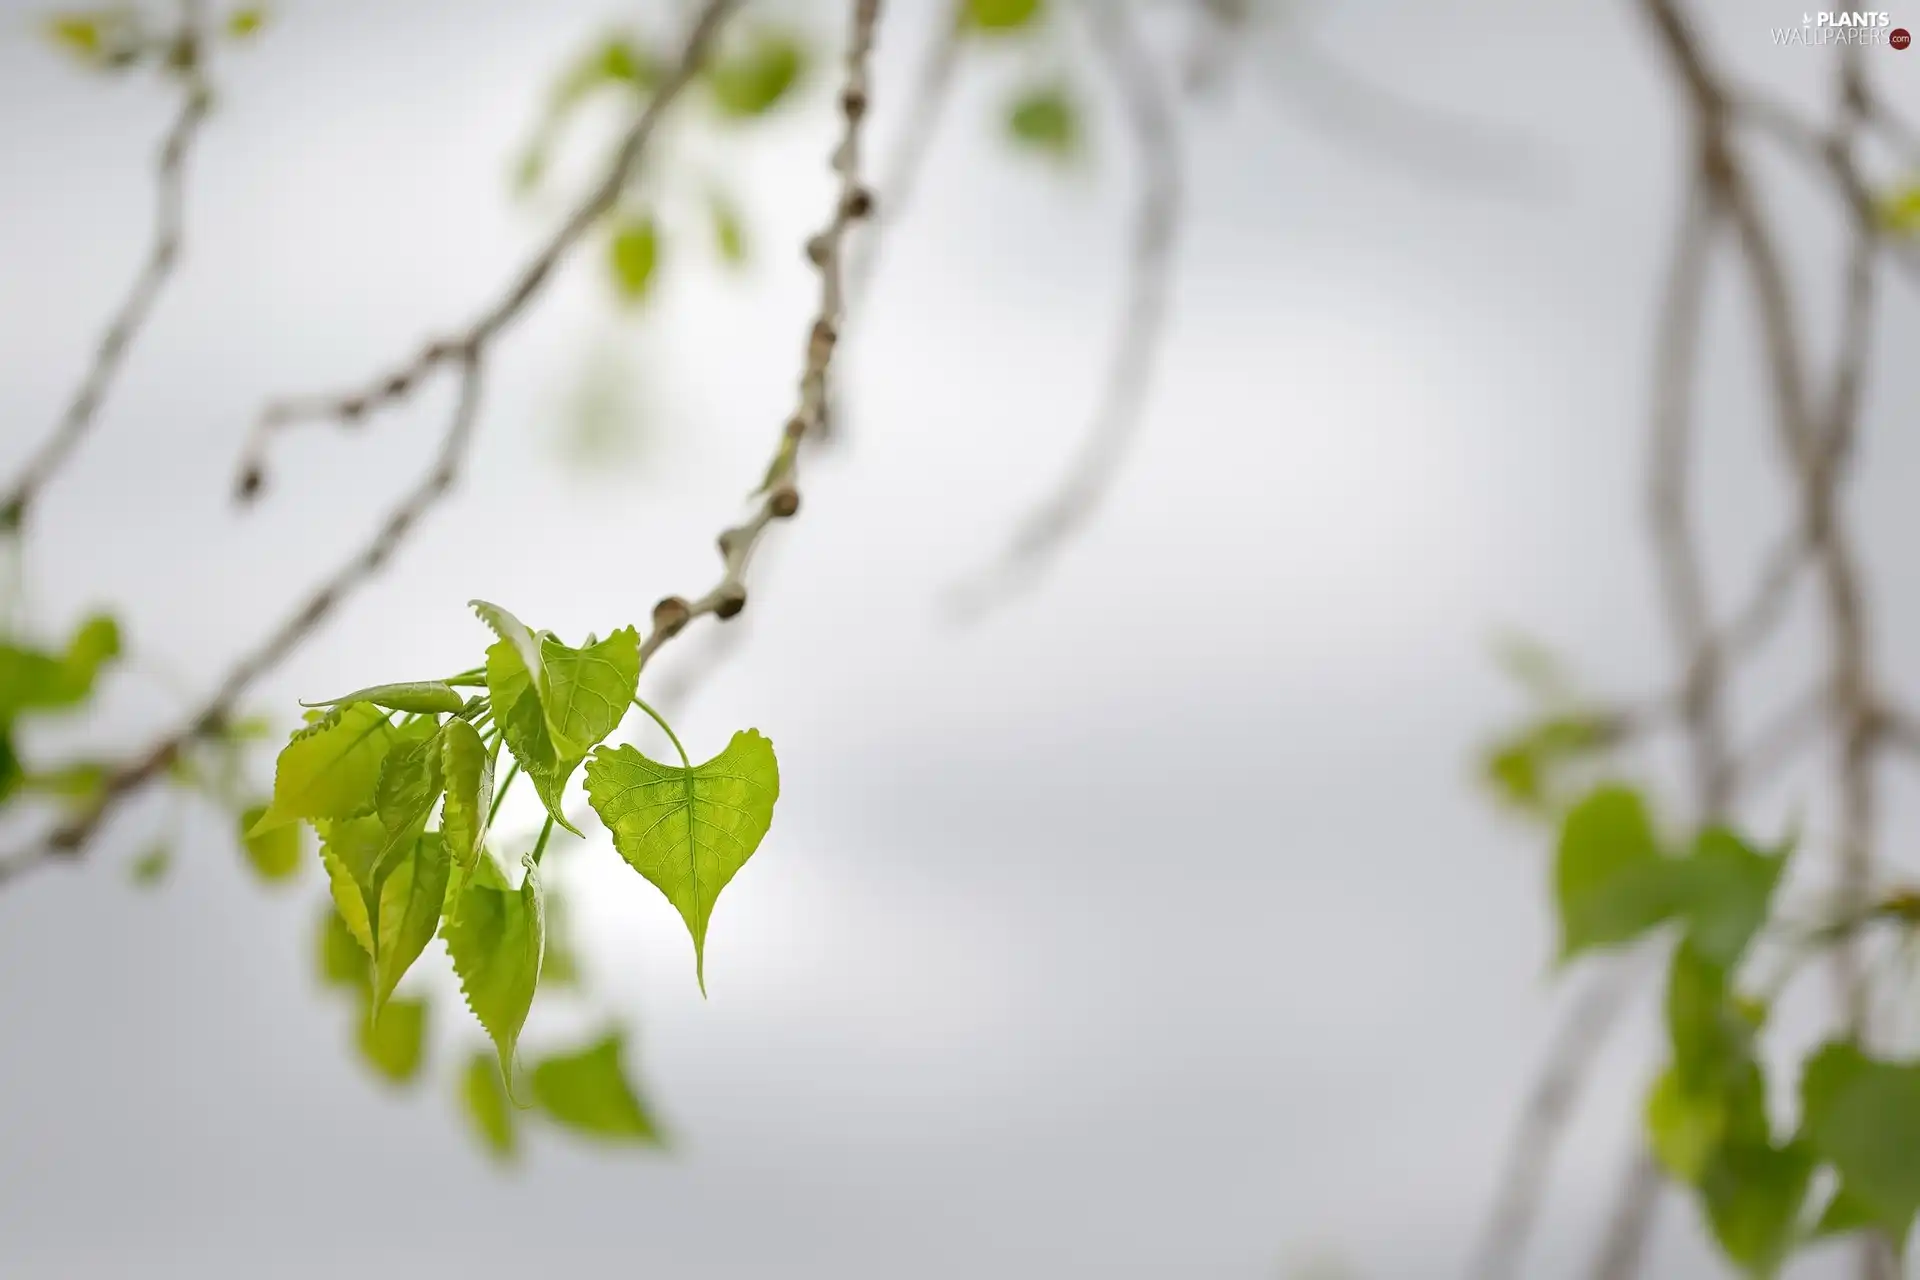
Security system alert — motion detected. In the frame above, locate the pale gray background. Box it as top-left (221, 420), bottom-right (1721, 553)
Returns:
top-left (1, 1), bottom-right (1918, 1276)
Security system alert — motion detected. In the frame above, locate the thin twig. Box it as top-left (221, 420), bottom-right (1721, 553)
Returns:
top-left (947, 0), bottom-right (1181, 620)
top-left (1, 0), bottom-right (210, 533)
top-left (637, 0), bottom-right (885, 671)
top-left (0, 0), bottom-right (744, 886)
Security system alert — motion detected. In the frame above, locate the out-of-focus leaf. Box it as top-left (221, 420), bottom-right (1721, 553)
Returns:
top-left (127, 844), bottom-right (170, 887)
top-left (1680, 826), bottom-right (1791, 970)
top-left (530, 1031), bottom-right (662, 1143)
top-left (608, 216), bottom-right (660, 304)
top-left (317, 902), bottom-right (370, 994)
top-left (1481, 713), bottom-right (1615, 814)
top-left (1799, 1040), bottom-right (1920, 1253)
top-left (1877, 182), bottom-right (1920, 235)
top-left (1006, 84), bottom-right (1078, 158)
top-left (225, 6), bottom-right (266, 39)
top-left (1697, 1137), bottom-right (1814, 1277)
top-left (705, 29), bottom-right (805, 118)
top-left (710, 191), bottom-right (747, 266)
top-left (461, 1050), bottom-right (518, 1160)
top-left (356, 995), bottom-right (427, 1084)
top-left (0, 612), bottom-right (121, 724)
top-left (239, 802), bottom-right (302, 882)
top-left (961, 0), bottom-right (1044, 31)
top-left (586, 729), bottom-right (779, 995)
top-left (541, 881), bottom-right (581, 988)
top-left (1555, 785), bottom-right (1687, 960)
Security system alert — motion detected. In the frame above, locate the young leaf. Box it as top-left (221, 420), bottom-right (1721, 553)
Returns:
top-left (0, 612), bottom-right (121, 723)
top-left (318, 814), bottom-right (385, 956)
top-left (585, 730), bottom-right (779, 994)
top-left (961, 0), bottom-right (1043, 31)
top-left (460, 1050), bottom-right (518, 1162)
top-left (317, 902), bottom-right (370, 994)
top-left (608, 216), bottom-right (661, 304)
top-left (530, 1031), bottom-right (662, 1144)
top-left (1554, 785), bottom-right (1686, 961)
top-left (1679, 827), bottom-right (1791, 970)
top-left (705, 29), bottom-right (805, 118)
top-left (238, 803), bottom-right (302, 882)
top-left (252, 703), bottom-right (396, 834)
top-left (470, 600), bottom-right (547, 705)
top-left (371, 717), bottom-right (445, 873)
top-left (356, 995), bottom-right (427, 1084)
top-left (445, 854), bottom-right (545, 1087)
top-left (1697, 1138), bottom-right (1814, 1277)
top-left (225, 7), bottom-right (266, 39)
top-left (1006, 84), bottom-right (1078, 159)
top-left (373, 832), bottom-right (452, 1013)
top-left (487, 639), bottom-right (581, 836)
top-left (540, 627), bottom-right (639, 760)
top-left (1798, 1040), bottom-right (1920, 1252)
top-left (301, 681), bottom-right (464, 715)
top-left (440, 718), bottom-right (494, 887)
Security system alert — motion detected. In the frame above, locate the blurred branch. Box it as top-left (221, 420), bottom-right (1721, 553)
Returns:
top-left (947, 0), bottom-right (1182, 620)
top-left (638, 0), bottom-right (884, 669)
top-left (0, 0), bottom-right (210, 535)
top-left (0, 0), bottom-right (745, 887)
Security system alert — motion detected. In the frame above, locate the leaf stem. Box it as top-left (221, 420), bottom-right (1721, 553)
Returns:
top-left (528, 812), bottom-right (555, 867)
top-left (632, 695), bottom-right (690, 768)
top-left (487, 760), bottom-right (520, 826)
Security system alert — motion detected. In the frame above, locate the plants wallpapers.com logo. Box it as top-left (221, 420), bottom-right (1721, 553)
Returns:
top-left (1773, 11), bottom-right (1913, 44)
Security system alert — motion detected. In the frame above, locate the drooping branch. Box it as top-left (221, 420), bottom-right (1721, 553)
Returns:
top-left (0, 0), bottom-right (745, 888)
top-left (0, 0), bottom-right (210, 534)
top-left (638, 0), bottom-right (885, 670)
top-left (948, 0), bottom-right (1182, 620)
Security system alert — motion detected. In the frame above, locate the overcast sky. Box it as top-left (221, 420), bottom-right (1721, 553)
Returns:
top-left (3, 1), bottom-right (1920, 1277)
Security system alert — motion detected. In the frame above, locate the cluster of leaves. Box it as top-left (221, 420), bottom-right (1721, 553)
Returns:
top-left (250, 600), bottom-right (779, 1155)
top-left (42, 3), bottom-right (265, 73)
top-left (514, 22), bottom-right (813, 307)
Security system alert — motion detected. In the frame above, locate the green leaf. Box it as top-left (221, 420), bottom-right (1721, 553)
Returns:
top-left (1481, 713), bottom-right (1616, 814)
top-left (470, 600), bottom-right (547, 704)
top-left (373, 832), bottom-right (451, 1013)
top-left (710, 191), bottom-right (747, 265)
top-left (356, 995), bottom-right (427, 1084)
top-left (705, 29), bottom-right (805, 118)
top-left (440, 718), bottom-right (493, 895)
top-left (371, 716), bottom-right (444, 875)
top-left (1554, 785), bottom-right (1686, 961)
top-left (318, 814), bottom-right (384, 956)
top-left (1877, 182), bottom-right (1920, 235)
top-left (21, 761), bottom-right (108, 806)
top-left (1648, 1065), bottom-right (1723, 1183)
top-left (585, 729), bottom-right (779, 994)
top-left (541, 881), bottom-right (581, 989)
top-left (252, 702), bottom-right (396, 834)
top-left (445, 854), bottom-right (545, 1086)
top-left (530, 1031), bottom-right (662, 1144)
top-left (301, 681), bottom-right (464, 715)
top-left (460, 1050), bottom-right (518, 1161)
top-left (1799, 1041), bottom-right (1920, 1252)
top-left (1816, 1183), bottom-right (1884, 1239)
top-left (540, 627), bottom-right (639, 760)
top-left (1006, 84), bottom-right (1078, 158)
top-left (225, 6), bottom-right (266, 39)
top-left (127, 844), bottom-right (170, 888)
top-left (487, 640), bottom-right (580, 837)
top-left (0, 612), bottom-right (120, 724)
top-left (238, 803), bottom-right (302, 882)
top-left (555, 33), bottom-right (659, 108)
top-left (608, 215), bottom-right (660, 304)
top-left (1666, 942), bottom-right (1764, 1104)
top-left (961, 0), bottom-right (1043, 31)
top-left (1697, 1138), bottom-right (1814, 1277)
top-left (317, 902), bottom-right (370, 993)
top-left (1680, 826), bottom-right (1791, 971)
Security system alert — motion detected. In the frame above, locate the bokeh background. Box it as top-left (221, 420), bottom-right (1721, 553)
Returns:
top-left (3, 1), bottom-right (1920, 1276)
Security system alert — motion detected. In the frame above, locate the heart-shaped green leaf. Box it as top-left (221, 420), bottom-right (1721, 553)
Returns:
top-left (530, 1030), bottom-right (662, 1144)
top-left (585, 729), bottom-right (778, 994)
top-left (301, 681), bottom-right (465, 714)
top-left (1554, 785), bottom-right (1688, 961)
top-left (1799, 1041), bottom-right (1920, 1253)
top-left (373, 831), bottom-right (451, 1013)
top-left (253, 702), bottom-right (397, 834)
top-left (540, 627), bottom-right (639, 760)
top-left (445, 853), bottom-right (545, 1088)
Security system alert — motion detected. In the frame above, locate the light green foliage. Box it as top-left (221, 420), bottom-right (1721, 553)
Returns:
top-left (238, 802), bottom-right (302, 882)
top-left (303, 681), bottom-right (464, 714)
top-left (373, 832), bottom-right (451, 1013)
top-left (317, 903), bottom-right (370, 994)
top-left (372, 716), bottom-right (444, 872)
top-left (225, 8), bottom-right (266, 40)
top-left (608, 216), bottom-right (661, 304)
top-left (42, 10), bottom-right (143, 67)
top-left (1482, 713), bottom-right (1614, 815)
top-left (318, 814), bottom-right (384, 956)
top-left (541, 879), bottom-right (582, 988)
top-left (585, 730), bottom-right (779, 994)
top-left (1877, 182), bottom-right (1920, 235)
top-left (252, 702), bottom-right (396, 834)
top-left (530, 1031), bottom-right (661, 1144)
top-left (1006, 84), bottom-right (1079, 159)
top-left (1553, 785), bottom-right (1687, 959)
top-left (0, 613), bottom-right (120, 723)
top-left (1799, 1041), bottom-right (1920, 1253)
top-left (461, 1051), bottom-right (518, 1161)
top-left (541, 627), bottom-right (639, 759)
top-left (1680, 827), bottom-right (1790, 970)
top-left (439, 718), bottom-right (493, 897)
top-left (127, 844), bottom-right (170, 887)
top-left (710, 191), bottom-right (747, 266)
top-left (962, 0), bottom-right (1044, 32)
top-left (704, 28), bottom-right (805, 118)
top-left (445, 854), bottom-right (545, 1085)
top-left (357, 996), bottom-right (427, 1084)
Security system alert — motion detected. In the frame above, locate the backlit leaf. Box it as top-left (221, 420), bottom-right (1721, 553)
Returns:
top-left (531, 1031), bottom-right (662, 1144)
top-left (461, 1050), bottom-right (517, 1161)
top-left (487, 639), bottom-right (581, 836)
top-left (238, 802), bottom-right (302, 882)
top-left (470, 600), bottom-right (546, 706)
top-left (301, 681), bottom-right (464, 714)
top-left (371, 717), bottom-right (444, 875)
top-left (253, 702), bottom-right (396, 834)
top-left (318, 814), bottom-right (384, 956)
top-left (585, 729), bottom-right (779, 994)
top-left (373, 832), bottom-right (451, 1013)
top-left (440, 718), bottom-right (493, 892)
top-left (540, 627), bottom-right (638, 760)
top-left (445, 854), bottom-right (545, 1086)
